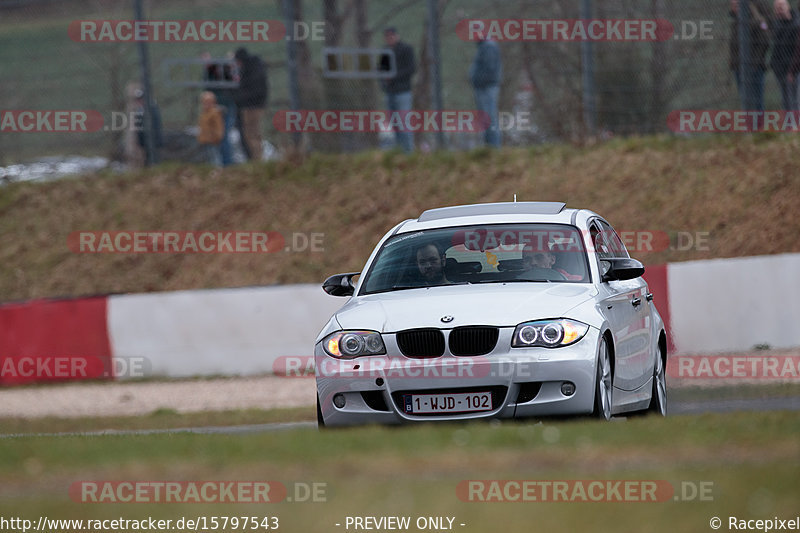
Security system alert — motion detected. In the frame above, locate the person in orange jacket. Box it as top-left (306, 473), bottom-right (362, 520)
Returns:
top-left (197, 91), bottom-right (224, 166)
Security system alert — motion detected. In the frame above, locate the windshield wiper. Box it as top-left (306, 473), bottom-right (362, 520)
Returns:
top-left (387, 284), bottom-right (419, 292)
top-left (387, 281), bottom-right (474, 292)
top-left (474, 278), bottom-right (552, 284)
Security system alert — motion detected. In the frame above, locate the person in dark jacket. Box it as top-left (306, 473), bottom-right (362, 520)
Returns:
top-left (730, 0), bottom-right (772, 112)
top-left (469, 29), bottom-right (502, 147)
top-left (234, 47), bottom-right (268, 161)
top-left (133, 88), bottom-right (162, 161)
top-left (379, 27), bottom-right (416, 153)
top-left (771, 0), bottom-right (800, 110)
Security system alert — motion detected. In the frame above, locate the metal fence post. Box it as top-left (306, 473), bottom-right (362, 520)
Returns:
top-left (282, 0), bottom-right (303, 149)
top-left (427, 0), bottom-right (446, 150)
top-left (580, 0), bottom-right (597, 136)
top-left (134, 0), bottom-right (158, 165)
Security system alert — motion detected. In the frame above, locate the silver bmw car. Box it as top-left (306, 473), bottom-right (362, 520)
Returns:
top-left (315, 202), bottom-right (667, 427)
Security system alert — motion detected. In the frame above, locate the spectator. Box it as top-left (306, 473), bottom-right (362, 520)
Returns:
top-left (202, 52), bottom-right (236, 166)
top-left (772, 0), bottom-right (800, 110)
top-left (730, 0), bottom-right (773, 112)
top-left (234, 47), bottom-right (268, 161)
top-left (196, 91), bottom-right (224, 167)
top-left (469, 29), bottom-right (502, 147)
top-left (379, 27), bottom-right (416, 153)
top-left (789, 13), bottom-right (800, 91)
top-left (132, 88), bottom-right (162, 163)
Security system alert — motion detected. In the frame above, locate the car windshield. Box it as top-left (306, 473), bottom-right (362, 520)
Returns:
top-left (361, 224), bottom-right (591, 295)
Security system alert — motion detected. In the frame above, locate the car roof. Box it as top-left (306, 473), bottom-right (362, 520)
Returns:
top-left (396, 202), bottom-right (595, 234)
top-left (418, 202), bottom-right (567, 221)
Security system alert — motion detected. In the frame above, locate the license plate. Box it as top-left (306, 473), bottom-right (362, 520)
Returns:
top-left (403, 392), bottom-right (492, 414)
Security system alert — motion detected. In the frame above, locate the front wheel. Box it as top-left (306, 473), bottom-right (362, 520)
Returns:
top-left (648, 350), bottom-right (667, 416)
top-left (593, 338), bottom-right (613, 420)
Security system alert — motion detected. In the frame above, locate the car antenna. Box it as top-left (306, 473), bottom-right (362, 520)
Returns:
top-left (513, 194), bottom-right (517, 202)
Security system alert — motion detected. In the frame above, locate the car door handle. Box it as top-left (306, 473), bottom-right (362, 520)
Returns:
top-left (646, 293), bottom-right (654, 302)
top-left (631, 297), bottom-right (642, 307)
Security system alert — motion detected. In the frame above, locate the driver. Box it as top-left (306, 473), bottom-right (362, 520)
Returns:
top-left (415, 243), bottom-right (448, 285)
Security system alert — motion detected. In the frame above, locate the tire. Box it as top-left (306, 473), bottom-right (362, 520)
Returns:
top-left (648, 349), bottom-right (667, 416)
top-left (316, 395), bottom-right (326, 428)
top-left (592, 337), bottom-right (613, 420)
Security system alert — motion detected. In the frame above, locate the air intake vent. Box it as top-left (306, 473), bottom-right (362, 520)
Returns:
top-left (516, 382), bottom-right (543, 404)
top-left (396, 329), bottom-right (445, 358)
top-left (448, 327), bottom-right (499, 356)
top-left (361, 391), bottom-right (390, 411)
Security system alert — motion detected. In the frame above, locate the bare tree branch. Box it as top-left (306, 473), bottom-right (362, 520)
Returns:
top-left (370, 0), bottom-right (423, 34)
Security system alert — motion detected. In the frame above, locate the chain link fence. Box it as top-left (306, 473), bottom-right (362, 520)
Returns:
top-left (0, 0), bottom-right (791, 166)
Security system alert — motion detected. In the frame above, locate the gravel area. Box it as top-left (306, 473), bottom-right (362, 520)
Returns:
top-left (0, 376), bottom-right (316, 419)
top-left (1, 348), bottom-right (798, 419)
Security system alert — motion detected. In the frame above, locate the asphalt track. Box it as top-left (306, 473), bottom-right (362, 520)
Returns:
top-left (3, 396), bottom-right (798, 438)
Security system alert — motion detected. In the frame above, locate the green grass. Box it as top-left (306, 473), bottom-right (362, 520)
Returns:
top-left (0, 411), bottom-right (797, 532)
top-left (0, 407), bottom-right (313, 436)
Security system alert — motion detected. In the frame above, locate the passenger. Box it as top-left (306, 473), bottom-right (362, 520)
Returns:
top-left (521, 246), bottom-right (581, 281)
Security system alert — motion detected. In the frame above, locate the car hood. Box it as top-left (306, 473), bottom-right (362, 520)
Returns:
top-left (335, 283), bottom-right (597, 332)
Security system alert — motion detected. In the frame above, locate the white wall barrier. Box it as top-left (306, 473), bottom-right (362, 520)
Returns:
top-left (668, 253), bottom-right (800, 354)
top-left (104, 253), bottom-right (800, 379)
top-left (108, 284), bottom-right (343, 378)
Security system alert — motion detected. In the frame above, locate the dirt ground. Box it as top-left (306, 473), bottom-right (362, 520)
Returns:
top-left (0, 376), bottom-right (316, 419)
top-left (1, 348), bottom-right (798, 419)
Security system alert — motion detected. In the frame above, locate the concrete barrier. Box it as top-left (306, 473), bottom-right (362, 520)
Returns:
top-left (668, 253), bottom-right (800, 354)
top-left (107, 284), bottom-right (343, 378)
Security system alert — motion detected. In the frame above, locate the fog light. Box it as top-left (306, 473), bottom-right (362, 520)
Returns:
top-left (560, 382), bottom-right (576, 396)
top-left (333, 393), bottom-right (346, 408)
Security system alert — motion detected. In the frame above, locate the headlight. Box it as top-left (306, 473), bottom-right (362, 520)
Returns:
top-left (512, 319), bottom-right (589, 348)
top-left (323, 330), bottom-right (386, 358)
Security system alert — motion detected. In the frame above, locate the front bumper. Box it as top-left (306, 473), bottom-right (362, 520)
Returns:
top-left (315, 327), bottom-right (601, 427)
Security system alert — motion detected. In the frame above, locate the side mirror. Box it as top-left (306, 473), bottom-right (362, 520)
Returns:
top-left (601, 258), bottom-right (645, 282)
top-left (322, 272), bottom-right (360, 297)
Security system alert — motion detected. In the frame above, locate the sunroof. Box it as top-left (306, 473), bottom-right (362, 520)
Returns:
top-left (417, 202), bottom-right (567, 222)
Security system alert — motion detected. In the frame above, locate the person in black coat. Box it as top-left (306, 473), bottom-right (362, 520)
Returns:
top-left (729, 0), bottom-right (772, 112)
top-left (771, 0), bottom-right (800, 110)
top-left (379, 27), bottom-right (416, 152)
top-left (234, 47), bottom-right (268, 161)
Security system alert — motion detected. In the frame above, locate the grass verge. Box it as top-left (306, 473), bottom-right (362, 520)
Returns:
top-left (0, 407), bottom-right (313, 436)
top-left (0, 411), bottom-right (797, 533)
